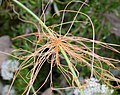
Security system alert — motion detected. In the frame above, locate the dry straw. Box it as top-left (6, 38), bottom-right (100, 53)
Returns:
top-left (7, 0), bottom-right (120, 95)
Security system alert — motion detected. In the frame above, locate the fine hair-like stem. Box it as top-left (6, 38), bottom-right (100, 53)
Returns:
top-left (12, 0), bottom-right (84, 94)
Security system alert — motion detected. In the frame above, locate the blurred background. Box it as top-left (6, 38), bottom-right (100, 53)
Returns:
top-left (0, 0), bottom-right (120, 95)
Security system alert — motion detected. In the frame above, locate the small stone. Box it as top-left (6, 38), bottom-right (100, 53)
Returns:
top-left (2, 85), bottom-right (16, 95)
top-left (0, 36), bottom-right (13, 68)
top-left (1, 60), bottom-right (19, 80)
top-left (42, 88), bottom-right (53, 95)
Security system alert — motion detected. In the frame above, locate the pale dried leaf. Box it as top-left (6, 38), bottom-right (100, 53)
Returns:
top-left (104, 13), bottom-right (120, 36)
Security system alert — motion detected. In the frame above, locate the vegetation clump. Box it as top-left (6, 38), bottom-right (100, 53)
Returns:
top-left (0, 0), bottom-right (119, 95)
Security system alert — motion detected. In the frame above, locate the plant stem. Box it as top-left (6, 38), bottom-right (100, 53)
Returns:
top-left (59, 46), bottom-right (84, 95)
top-left (12, 0), bottom-right (53, 37)
top-left (12, 0), bottom-right (84, 95)
top-left (31, 86), bottom-right (37, 95)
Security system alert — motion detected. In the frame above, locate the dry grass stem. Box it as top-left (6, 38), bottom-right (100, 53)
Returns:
top-left (7, 0), bottom-right (120, 94)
